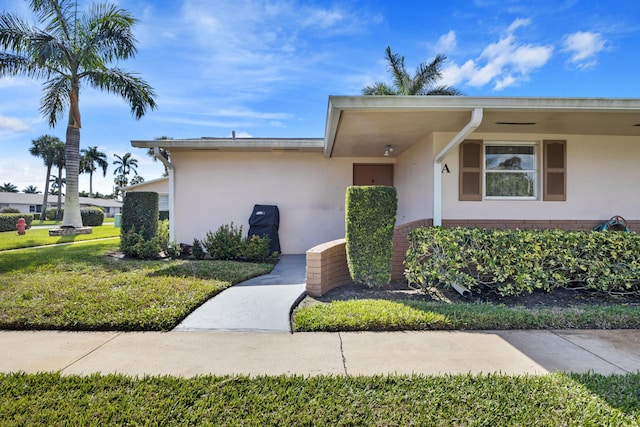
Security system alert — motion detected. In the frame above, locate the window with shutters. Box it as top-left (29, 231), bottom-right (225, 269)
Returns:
top-left (459, 140), bottom-right (566, 201)
top-left (484, 143), bottom-right (537, 199)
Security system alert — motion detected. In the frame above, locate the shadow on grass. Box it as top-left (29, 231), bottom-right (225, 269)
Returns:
top-left (567, 372), bottom-right (640, 420)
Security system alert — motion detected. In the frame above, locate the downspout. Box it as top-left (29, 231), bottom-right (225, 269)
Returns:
top-left (154, 147), bottom-right (175, 241)
top-left (433, 107), bottom-right (483, 226)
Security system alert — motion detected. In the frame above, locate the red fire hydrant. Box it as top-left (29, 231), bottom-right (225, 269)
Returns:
top-left (16, 218), bottom-right (27, 235)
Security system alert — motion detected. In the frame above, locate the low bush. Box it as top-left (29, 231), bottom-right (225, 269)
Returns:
top-left (80, 207), bottom-right (104, 226)
top-left (191, 238), bottom-right (205, 260)
top-left (202, 223), bottom-right (274, 262)
top-left (242, 234), bottom-right (271, 262)
top-left (405, 227), bottom-right (640, 297)
top-left (0, 214), bottom-right (33, 232)
top-left (120, 229), bottom-right (161, 259)
top-left (0, 207), bottom-right (20, 213)
top-left (345, 186), bottom-right (397, 287)
top-left (203, 223), bottom-right (244, 260)
top-left (44, 207), bottom-right (63, 221)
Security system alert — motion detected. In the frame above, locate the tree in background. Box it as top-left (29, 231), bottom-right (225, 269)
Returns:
top-left (80, 146), bottom-right (108, 197)
top-left (112, 152), bottom-right (139, 190)
top-left (23, 185), bottom-right (40, 194)
top-left (362, 46), bottom-right (461, 96)
top-left (0, 0), bottom-right (156, 230)
top-left (146, 136), bottom-right (172, 177)
top-left (29, 135), bottom-right (65, 220)
top-left (0, 183), bottom-right (19, 192)
top-left (130, 175), bottom-right (145, 185)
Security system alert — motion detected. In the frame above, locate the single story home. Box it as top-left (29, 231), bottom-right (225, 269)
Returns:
top-left (0, 192), bottom-right (123, 217)
top-left (131, 96), bottom-right (640, 259)
top-left (121, 177), bottom-right (169, 214)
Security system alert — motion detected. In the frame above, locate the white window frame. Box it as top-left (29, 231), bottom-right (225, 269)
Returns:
top-left (483, 141), bottom-right (539, 200)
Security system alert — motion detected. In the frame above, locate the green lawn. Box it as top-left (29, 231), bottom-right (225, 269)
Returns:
top-left (1, 372), bottom-right (638, 425)
top-left (293, 299), bottom-right (640, 332)
top-left (0, 225), bottom-right (120, 251)
top-left (0, 240), bottom-right (273, 330)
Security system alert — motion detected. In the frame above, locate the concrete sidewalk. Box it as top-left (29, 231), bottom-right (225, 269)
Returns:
top-left (173, 255), bottom-right (306, 333)
top-left (1, 329), bottom-right (638, 377)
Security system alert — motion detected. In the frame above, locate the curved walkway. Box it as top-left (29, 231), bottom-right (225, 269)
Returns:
top-left (174, 255), bottom-right (307, 333)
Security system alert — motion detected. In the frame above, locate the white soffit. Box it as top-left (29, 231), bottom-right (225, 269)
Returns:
top-left (325, 96), bottom-right (640, 158)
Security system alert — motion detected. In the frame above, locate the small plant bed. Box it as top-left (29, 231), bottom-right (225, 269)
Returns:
top-left (1, 372), bottom-right (639, 425)
top-left (0, 241), bottom-right (273, 331)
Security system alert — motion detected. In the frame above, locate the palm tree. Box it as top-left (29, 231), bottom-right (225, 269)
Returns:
top-left (112, 152), bottom-right (139, 188)
top-left (0, 0), bottom-right (157, 230)
top-left (0, 182), bottom-right (19, 192)
top-left (80, 146), bottom-right (108, 197)
top-left (363, 46), bottom-right (461, 96)
top-left (23, 185), bottom-right (40, 193)
top-left (51, 145), bottom-right (65, 220)
top-left (29, 134), bottom-right (64, 219)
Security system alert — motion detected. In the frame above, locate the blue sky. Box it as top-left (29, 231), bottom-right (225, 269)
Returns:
top-left (1, 0), bottom-right (639, 195)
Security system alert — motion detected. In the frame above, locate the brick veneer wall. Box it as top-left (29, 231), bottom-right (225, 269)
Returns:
top-left (305, 238), bottom-right (352, 297)
top-left (391, 219), bottom-right (433, 281)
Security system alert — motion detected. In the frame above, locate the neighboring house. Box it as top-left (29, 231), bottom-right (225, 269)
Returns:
top-left (0, 192), bottom-right (122, 217)
top-left (131, 96), bottom-right (640, 255)
top-left (121, 177), bottom-right (169, 214)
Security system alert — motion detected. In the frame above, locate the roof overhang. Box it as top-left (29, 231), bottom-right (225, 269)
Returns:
top-left (325, 96), bottom-right (640, 158)
top-left (131, 137), bottom-right (324, 153)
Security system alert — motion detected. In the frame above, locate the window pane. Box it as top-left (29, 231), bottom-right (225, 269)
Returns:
top-left (486, 172), bottom-right (535, 197)
top-left (486, 146), bottom-right (535, 170)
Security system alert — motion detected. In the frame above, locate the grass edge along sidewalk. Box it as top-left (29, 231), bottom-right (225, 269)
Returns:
top-left (0, 372), bottom-right (638, 425)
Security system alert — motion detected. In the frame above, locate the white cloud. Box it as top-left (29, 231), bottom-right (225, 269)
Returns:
top-left (435, 30), bottom-right (457, 52)
top-left (441, 18), bottom-right (553, 90)
top-left (0, 115), bottom-right (30, 132)
top-left (562, 31), bottom-right (606, 69)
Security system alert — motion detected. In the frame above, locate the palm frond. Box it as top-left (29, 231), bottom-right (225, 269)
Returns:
top-left (39, 75), bottom-right (70, 127)
top-left (385, 46), bottom-right (411, 95)
top-left (30, 0), bottom-right (76, 42)
top-left (85, 67), bottom-right (156, 119)
top-left (362, 82), bottom-right (396, 96)
top-left (423, 85), bottom-right (463, 96)
top-left (80, 3), bottom-right (138, 65)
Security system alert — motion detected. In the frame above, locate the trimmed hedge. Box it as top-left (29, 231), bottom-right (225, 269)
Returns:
top-left (0, 207), bottom-right (20, 213)
top-left (121, 192), bottom-right (158, 241)
top-left (405, 227), bottom-right (640, 297)
top-left (44, 207), bottom-right (63, 221)
top-left (345, 186), bottom-right (397, 287)
top-left (80, 207), bottom-right (104, 226)
top-left (0, 214), bottom-right (34, 232)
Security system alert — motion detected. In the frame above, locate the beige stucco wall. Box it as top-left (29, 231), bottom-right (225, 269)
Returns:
top-left (171, 151), bottom-right (393, 254)
top-left (437, 132), bottom-right (640, 220)
top-left (394, 133), bottom-right (434, 224)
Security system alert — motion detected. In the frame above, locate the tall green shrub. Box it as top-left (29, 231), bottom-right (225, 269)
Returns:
top-left (121, 192), bottom-right (159, 240)
top-left (345, 185), bottom-right (397, 287)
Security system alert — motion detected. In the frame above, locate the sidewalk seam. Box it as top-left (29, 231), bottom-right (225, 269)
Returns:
top-left (59, 332), bottom-right (123, 374)
top-left (551, 331), bottom-right (630, 374)
top-left (338, 332), bottom-right (348, 376)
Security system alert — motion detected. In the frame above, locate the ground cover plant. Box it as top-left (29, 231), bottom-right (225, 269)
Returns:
top-left (0, 240), bottom-right (272, 330)
top-left (406, 227), bottom-right (640, 297)
top-left (0, 225), bottom-right (120, 251)
top-left (0, 372), bottom-right (638, 425)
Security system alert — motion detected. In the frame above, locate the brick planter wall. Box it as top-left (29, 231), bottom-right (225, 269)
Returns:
top-left (391, 219), bottom-right (432, 281)
top-left (305, 238), bottom-right (352, 297)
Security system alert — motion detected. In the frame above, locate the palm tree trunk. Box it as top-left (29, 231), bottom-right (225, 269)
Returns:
top-left (41, 165), bottom-right (51, 221)
top-left (62, 125), bottom-right (83, 228)
top-left (56, 164), bottom-right (63, 221)
top-left (89, 170), bottom-right (93, 198)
